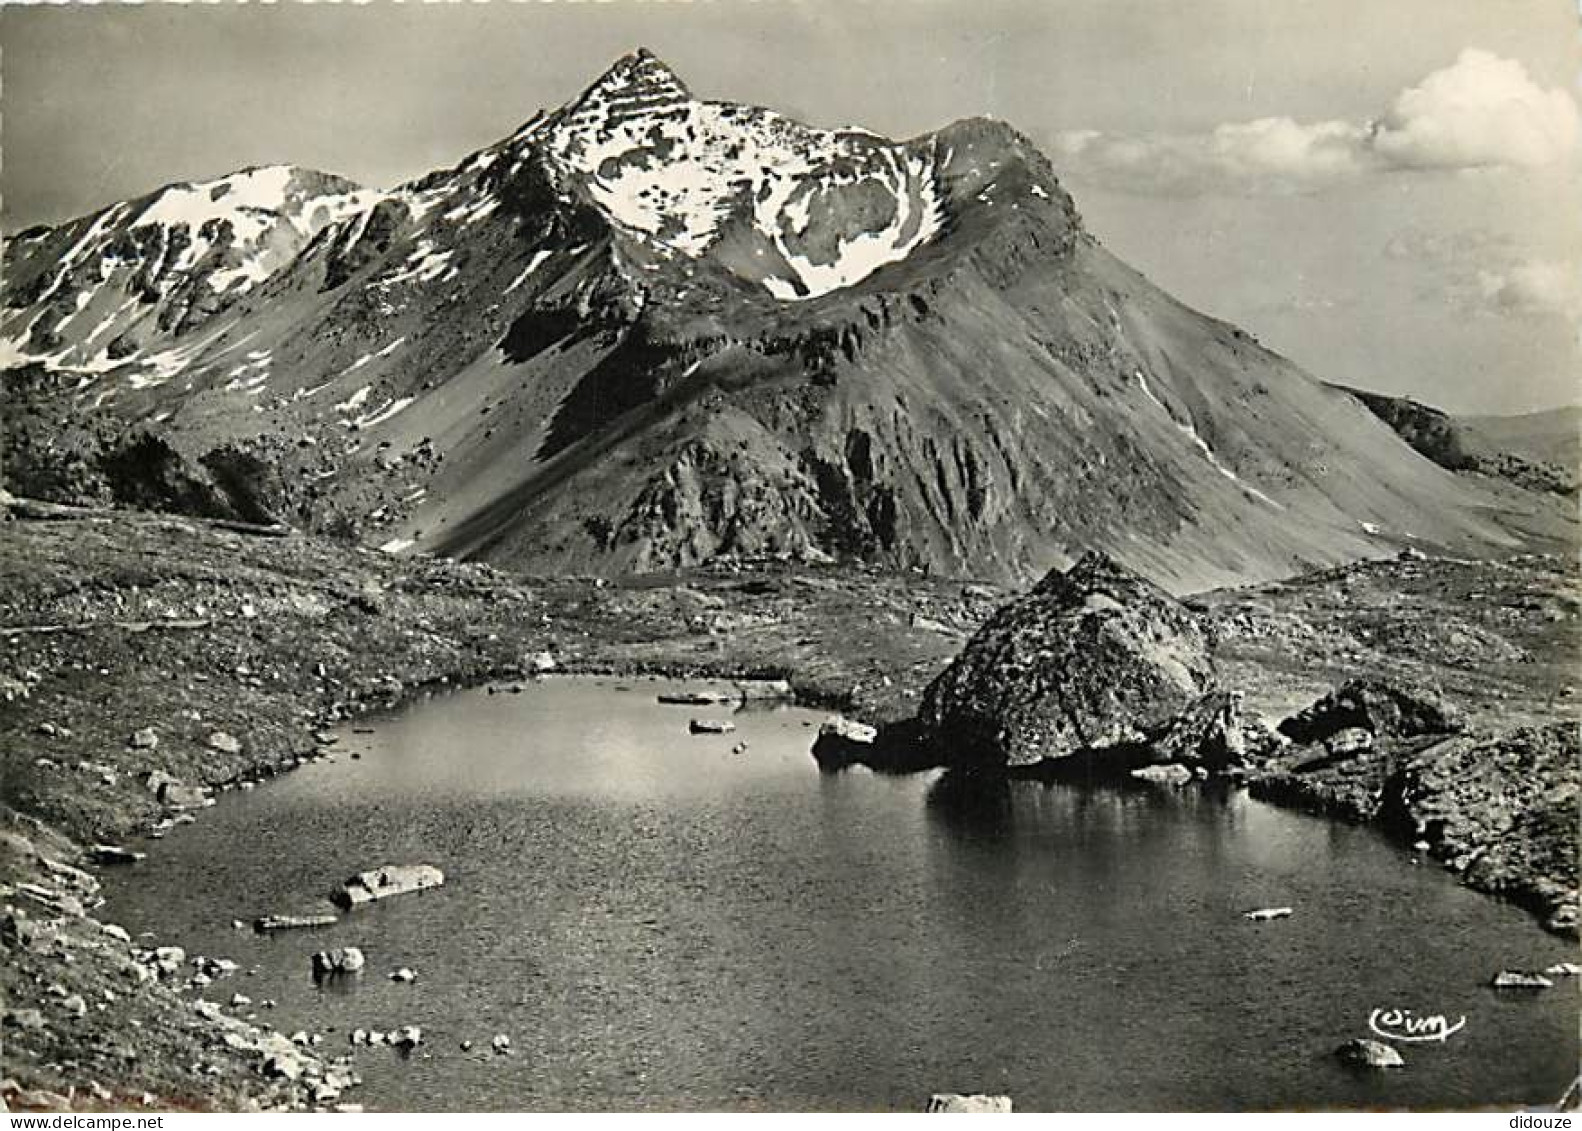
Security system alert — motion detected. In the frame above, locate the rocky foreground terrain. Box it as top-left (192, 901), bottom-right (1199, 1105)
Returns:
top-left (1, 502), bottom-right (1576, 1110)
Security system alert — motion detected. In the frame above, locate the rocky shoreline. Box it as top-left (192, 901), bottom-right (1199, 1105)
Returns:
top-left (816, 553), bottom-right (1578, 941)
top-left (0, 503), bottom-right (988, 1110)
top-left (2, 504), bottom-right (1576, 1110)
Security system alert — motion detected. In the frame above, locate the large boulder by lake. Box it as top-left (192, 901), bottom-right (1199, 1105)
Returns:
top-left (915, 551), bottom-right (1219, 771)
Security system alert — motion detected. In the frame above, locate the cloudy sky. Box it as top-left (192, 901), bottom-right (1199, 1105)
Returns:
top-left (2, 0), bottom-right (1578, 414)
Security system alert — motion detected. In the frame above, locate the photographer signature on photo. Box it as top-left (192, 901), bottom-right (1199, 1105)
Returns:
top-left (1368, 1007), bottom-right (1468, 1044)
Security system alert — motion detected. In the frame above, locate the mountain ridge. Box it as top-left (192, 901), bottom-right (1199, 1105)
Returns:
top-left (2, 50), bottom-right (1572, 591)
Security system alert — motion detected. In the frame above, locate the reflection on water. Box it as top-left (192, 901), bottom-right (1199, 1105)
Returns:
top-left (100, 678), bottom-right (1578, 1112)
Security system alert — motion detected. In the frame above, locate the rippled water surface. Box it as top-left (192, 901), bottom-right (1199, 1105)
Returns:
top-left (102, 677), bottom-right (1578, 1111)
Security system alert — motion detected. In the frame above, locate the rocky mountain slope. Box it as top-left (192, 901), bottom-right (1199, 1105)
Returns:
top-left (3, 51), bottom-right (1572, 591)
top-left (4, 166), bottom-right (378, 372)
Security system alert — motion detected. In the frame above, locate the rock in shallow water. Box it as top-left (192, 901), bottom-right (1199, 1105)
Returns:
top-left (1335, 1038), bottom-right (1404, 1069)
top-left (1130, 763), bottom-right (1193, 786)
top-left (688, 718), bottom-right (736, 735)
top-left (811, 715), bottom-right (878, 767)
top-left (657, 690), bottom-right (735, 706)
top-left (311, 947), bottom-right (366, 978)
top-left (334, 864), bottom-right (445, 908)
top-left (1243, 906), bottom-right (1293, 922)
top-left (1490, 970), bottom-right (1553, 989)
top-left (255, 913), bottom-right (338, 932)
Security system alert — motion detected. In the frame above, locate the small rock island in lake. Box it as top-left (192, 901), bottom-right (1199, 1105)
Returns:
top-left (333, 864), bottom-right (446, 908)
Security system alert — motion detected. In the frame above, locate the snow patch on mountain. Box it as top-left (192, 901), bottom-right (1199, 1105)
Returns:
top-left (354, 395), bottom-right (416, 430)
top-left (1137, 371), bottom-right (1283, 509)
top-left (550, 50), bottom-right (944, 300)
top-left (505, 250), bottom-right (555, 294)
top-left (335, 385), bottom-right (373, 413)
top-left (378, 242), bottom-right (456, 288)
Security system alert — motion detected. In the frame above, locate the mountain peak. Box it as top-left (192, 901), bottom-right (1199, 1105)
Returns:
top-left (568, 48), bottom-right (692, 115)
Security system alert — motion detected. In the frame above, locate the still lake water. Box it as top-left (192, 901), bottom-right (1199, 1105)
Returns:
top-left (102, 677), bottom-right (1578, 1111)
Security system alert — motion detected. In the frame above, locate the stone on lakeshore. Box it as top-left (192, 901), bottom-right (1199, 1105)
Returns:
top-left (1324, 726), bottom-right (1375, 757)
top-left (89, 845), bottom-right (146, 866)
top-left (206, 731), bottom-right (243, 755)
top-left (151, 946), bottom-right (186, 976)
top-left (142, 770), bottom-right (181, 795)
top-left (158, 782), bottom-right (210, 810)
top-left (926, 1093), bottom-right (1013, 1112)
top-left (263, 1052), bottom-right (305, 1081)
top-left (734, 678), bottom-right (793, 701)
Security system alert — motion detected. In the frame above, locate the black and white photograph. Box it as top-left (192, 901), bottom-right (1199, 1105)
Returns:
top-left (0, 0), bottom-right (1577, 1115)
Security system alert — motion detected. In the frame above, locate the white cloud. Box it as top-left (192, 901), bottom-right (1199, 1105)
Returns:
top-left (1386, 227), bottom-right (1581, 322)
top-left (1056, 49), bottom-right (1579, 194)
top-left (1478, 260), bottom-right (1582, 318)
top-left (1373, 50), bottom-right (1580, 170)
top-left (1054, 117), bottom-right (1368, 193)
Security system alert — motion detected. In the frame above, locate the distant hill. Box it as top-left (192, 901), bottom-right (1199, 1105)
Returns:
top-left (1336, 387), bottom-right (1576, 497)
top-left (1460, 406), bottom-right (1580, 473)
